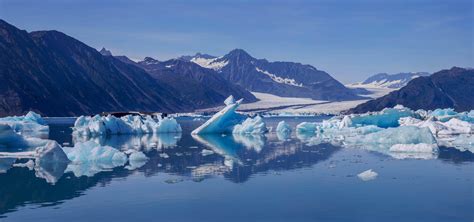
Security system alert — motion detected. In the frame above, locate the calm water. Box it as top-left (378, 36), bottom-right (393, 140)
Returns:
top-left (0, 116), bottom-right (473, 222)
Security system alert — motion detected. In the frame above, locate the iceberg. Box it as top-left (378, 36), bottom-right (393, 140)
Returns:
top-left (276, 121), bottom-right (292, 134)
top-left (350, 106), bottom-right (415, 128)
top-left (275, 121), bottom-right (292, 141)
top-left (192, 95), bottom-right (245, 134)
top-left (357, 169), bottom-right (378, 181)
top-left (296, 122), bottom-right (319, 134)
top-left (0, 111), bottom-right (49, 133)
top-left (343, 126), bottom-right (437, 152)
top-left (399, 116), bottom-right (473, 135)
top-left (233, 116), bottom-right (268, 135)
top-left (62, 141), bottom-right (128, 166)
top-left (73, 114), bottom-right (182, 136)
top-left (388, 143), bottom-right (439, 159)
top-left (447, 134), bottom-right (474, 153)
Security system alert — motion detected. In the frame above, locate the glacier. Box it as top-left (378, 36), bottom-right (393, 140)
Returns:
top-left (192, 95), bottom-right (245, 134)
top-left (73, 114), bottom-right (182, 136)
top-left (0, 111), bottom-right (49, 133)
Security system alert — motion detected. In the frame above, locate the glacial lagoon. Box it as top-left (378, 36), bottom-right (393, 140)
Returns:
top-left (0, 116), bottom-right (472, 221)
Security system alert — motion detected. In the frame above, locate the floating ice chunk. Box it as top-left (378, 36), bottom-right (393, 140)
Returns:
top-left (344, 126), bottom-right (436, 151)
top-left (339, 116), bottom-right (352, 129)
top-left (155, 117), bottom-right (182, 133)
top-left (201, 149), bottom-right (215, 156)
top-left (276, 121), bottom-right (292, 134)
top-left (276, 122), bottom-right (291, 141)
top-left (357, 169), bottom-right (378, 181)
top-left (350, 106), bottom-right (414, 128)
top-left (429, 108), bottom-right (458, 122)
top-left (159, 153), bottom-right (170, 158)
top-left (35, 141), bottom-right (70, 164)
top-left (192, 96), bottom-right (245, 134)
top-left (0, 111), bottom-right (49, 133)
top-left (73, 114), bottom-right (182, 136)
top-left (399, 116), bottom-right (473, 135)
top-left (63, 141), bottom-right (127, 166)
top-left (233, 116), bottom-right (268, 135)
top-left (448, 134), bottom-right (474, 153)
top-left (296, 122), bottom-right (319, 134)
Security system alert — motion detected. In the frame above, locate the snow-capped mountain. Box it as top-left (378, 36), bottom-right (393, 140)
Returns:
top-left (180, 49), bottom-right (363, 101)
top-left (355, 72), bottom-right (430, 89)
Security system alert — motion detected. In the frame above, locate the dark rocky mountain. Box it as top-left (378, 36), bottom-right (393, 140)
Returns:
top-left (360, 72), bottom-right (430, 88)
top-left (349, 67), bottom-right (474, 113)
top-left (134, 57), bottom-right (258, 107)
top-left (181, 49), bottom-right (363, 101)
top-left (0, 20), bottom-right (191, 116)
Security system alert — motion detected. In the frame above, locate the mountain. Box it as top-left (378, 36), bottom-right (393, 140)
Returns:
top-left (355, 72), bottom-right (430, 89)
top-left (0, 19), bottom-right (191, 116)
top-left (99, 47), bottom-right (112, 56)
top-left (348, 67), bottom-right (474, 113)
top-left (134, 57), bottom-right (258, 107)
top-left (181, 49), bottom-right (363, 101)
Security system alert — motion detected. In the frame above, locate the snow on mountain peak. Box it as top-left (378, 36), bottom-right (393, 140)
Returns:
top-left (255, 67), bottom-right (303, 87)
top-left (190, 56), bottom-right (228, 71)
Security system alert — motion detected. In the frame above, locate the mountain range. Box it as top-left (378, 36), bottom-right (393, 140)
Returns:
top-left (354, 72), bottom-right (431, 89)
top-left (349, 67), bottom-right (474, 113)
top-left (180, 50), bottom-right (363, 101)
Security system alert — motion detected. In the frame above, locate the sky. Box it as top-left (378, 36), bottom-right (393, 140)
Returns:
top-left (0, 0), bottom-right (472, 83)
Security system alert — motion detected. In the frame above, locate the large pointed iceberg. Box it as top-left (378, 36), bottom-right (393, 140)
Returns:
top-left (192, 96), bottom-right (245, 135)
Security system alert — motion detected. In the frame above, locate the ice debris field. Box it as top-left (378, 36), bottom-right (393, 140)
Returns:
top-left (1, 96), bottom-right (473, 183)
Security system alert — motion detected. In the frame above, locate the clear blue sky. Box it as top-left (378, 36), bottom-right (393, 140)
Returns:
top-left (1, 0), bottom-right (472, 83)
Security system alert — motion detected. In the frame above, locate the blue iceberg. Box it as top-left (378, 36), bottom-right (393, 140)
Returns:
top-left (0, 111), bottom-right (49, 133)
top-left (192, 96), bottom-right (245, 135)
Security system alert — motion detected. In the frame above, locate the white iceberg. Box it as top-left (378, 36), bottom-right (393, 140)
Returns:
top-left (201, 149), bottom-right (215, 156)
top-left (276, 121), bottom-right (292, 134)
top-left (447, 134), bottom-right (474, 153)
top-left (0, 111), bottom-right (49, 133)
top-left (73, 114), bottom-right (182, 136)
top-left (192, 96), bottom-right (245, 134)
top-left (357, 169), bottom-right (378, 181)
top-left (62, 141), bottom-right (128, 166)
top-left (399, 116), bottom-right (473, 135)
top-left (389, 143), bottom-right (439, 153)
top-left (343, 126), bottom-right (437, 152)
top-left (233, 116), bottom-right (268, 135)
top-left (276, 121), bottom-right (292, 141)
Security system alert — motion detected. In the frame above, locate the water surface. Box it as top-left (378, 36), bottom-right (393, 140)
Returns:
top-left (0, 116), bottom-right (472, 221)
